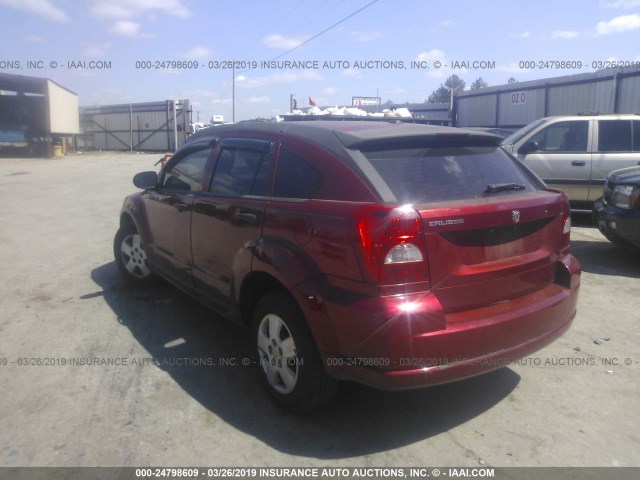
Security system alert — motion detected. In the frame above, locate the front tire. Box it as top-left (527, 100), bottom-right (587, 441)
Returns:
top-left (251, 291), bottom-right (337, 412)
top-left (114, 224), bottom-right (155, 283)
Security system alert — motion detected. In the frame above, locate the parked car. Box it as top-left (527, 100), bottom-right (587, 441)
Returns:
top-left (593, 166), bottom-right (640, 248)
top-left (501, 114), bottom-right (640, 210)
top-left (115, 120), bottom-right (581, 412)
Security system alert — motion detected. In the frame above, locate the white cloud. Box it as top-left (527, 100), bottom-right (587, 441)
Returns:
top-left (0, 0), bottom-right (68, 22)
top-left (510, 31), bottom-right (531, 38)
top-left (181, 47), bottom-right (213, 59)
top-left (440, 20), bottom-right (456, 28)
top-left (552, 30), bottom-right (579, 39)
top-left (321, 87), bottom-right (339, 95)
top-left (212, 98), bottom-right (233, 106)
top-left (342, 68), bottom-right (364, 79)
top-left (596, 14), bottom-right (640, 34)
top-left (350, 31), bottom-right (383, 42)
top-left (245, 96), bottom-right (271, 104)
top-left (83, 43), bottom-right (113, 56)
top-left (235, 71), bottom-right (323, 89)
top-left (599, 0), bottom-right (640, 8)
top-left (91, 0), bottom-right (190, 18)
top-left (263, 34), bottom-right (309, 49)
top-left (415, 50), bottom-right (448, 78)
top-left (25, 34), bottom-right (46, 43)
top-left (416, 49), bottom-right (446, 62)
top-left (384, 87), bottom-right (408, 95)
top-left (109, 20), bottom-right (141, 37)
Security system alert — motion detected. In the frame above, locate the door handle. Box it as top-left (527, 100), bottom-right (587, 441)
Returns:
top-left (571, 160), bottom-right (586, 166)
top-left (173, 203), bottom-right (189, 212)
top-left (233, 212), bottom-right (258, 224)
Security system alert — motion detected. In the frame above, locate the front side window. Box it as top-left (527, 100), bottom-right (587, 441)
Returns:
top-left (209, 146), bottom-right (273, 197)
top-left (162, 147), bottom-right (211, 191)
top-left (529, 121), bottom-right (589, 153)
top-left (598, 120), bottom-right (632, 152)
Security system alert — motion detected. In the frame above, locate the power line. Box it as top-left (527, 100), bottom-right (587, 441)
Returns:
top-left (269, 0), bottom-right (379, 61)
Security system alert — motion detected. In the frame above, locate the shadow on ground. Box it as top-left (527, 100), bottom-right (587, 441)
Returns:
top-left (87, 262), bottom-right (520, 459)
top-left (570, 213), bottom-right (640, 278)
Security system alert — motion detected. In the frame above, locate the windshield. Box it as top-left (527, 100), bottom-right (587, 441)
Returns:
top-left (501, 118), bottom-right (547, 146)
top-left (361, 146), bottom-right (541, 204)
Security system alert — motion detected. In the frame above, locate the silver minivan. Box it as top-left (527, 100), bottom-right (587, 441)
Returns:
top-left (501, 114), bottom-right (640, 210)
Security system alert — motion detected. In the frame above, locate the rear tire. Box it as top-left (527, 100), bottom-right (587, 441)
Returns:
top-left (114, 224), bottom-right (155, 283)
top-left (251, 291), bottom-right (337, 412)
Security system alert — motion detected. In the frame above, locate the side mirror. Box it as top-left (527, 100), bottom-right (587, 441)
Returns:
top-left (133, 171), bottom-right (158, 190)
top-left (518, 141), bottom-right (539, 155)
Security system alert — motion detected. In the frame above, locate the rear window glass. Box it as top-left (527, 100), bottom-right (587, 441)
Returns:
top-left (273, 150), bottom-right (324, 199)
top-left (361, 146), bottom-right (540, 204)
top-left (598, 120), bottom-right (632, 152)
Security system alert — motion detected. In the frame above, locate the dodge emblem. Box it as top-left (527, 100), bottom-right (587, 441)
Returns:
top-left (512, 210), bottom-right (521, 224)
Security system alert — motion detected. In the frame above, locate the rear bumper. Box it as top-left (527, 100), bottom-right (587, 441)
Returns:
top-left (312, 254), bottom-right (580, 390)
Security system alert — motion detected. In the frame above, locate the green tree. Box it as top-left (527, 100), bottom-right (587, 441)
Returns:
top-left (426, 75), bottom-right (466, 103)
top-left (470, 77), bottom-right (488, 90)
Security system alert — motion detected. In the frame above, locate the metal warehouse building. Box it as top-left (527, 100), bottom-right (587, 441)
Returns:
top-left (0, 73), bottom-right (79, 156)
top-left (456, 66), bottom-right (640, 129)
top-left (78, 100), bottom-right (191, 152)
top-left (374, 66), bottom-right (640, 129)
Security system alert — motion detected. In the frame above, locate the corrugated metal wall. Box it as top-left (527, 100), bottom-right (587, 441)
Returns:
top-left (79, 100), bottom-right (190, 152)
top-left (456, 66), bottom-right (640, 128)
top-left (617, 74), bottom-right (640, 113)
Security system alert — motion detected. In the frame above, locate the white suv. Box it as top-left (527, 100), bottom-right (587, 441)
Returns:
top-left (501, 114), bottom-right (640, 210)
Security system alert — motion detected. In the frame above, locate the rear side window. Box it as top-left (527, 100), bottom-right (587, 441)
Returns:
top-left (273, 150), bottom-right (324, 199)
top-left (529, 121), bottom-right (589, 152)
top-left (361, 146), bottom-right (540, 204)
top-left (209, 146), bottom-right (272, 197)
top-left (598, 120), bottom-right (632, 152)
top-left (634, 121), bottom-right (640, 152)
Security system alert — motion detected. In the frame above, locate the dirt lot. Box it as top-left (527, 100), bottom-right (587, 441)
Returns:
top-left (0, 153), bottom-right (638, 468)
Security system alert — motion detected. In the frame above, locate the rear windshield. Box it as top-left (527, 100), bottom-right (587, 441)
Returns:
top-left (361, 146), bottom-right (541, 204)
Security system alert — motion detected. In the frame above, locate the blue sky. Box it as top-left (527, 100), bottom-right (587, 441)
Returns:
top-left (1, 0), bottom-right (639, 122)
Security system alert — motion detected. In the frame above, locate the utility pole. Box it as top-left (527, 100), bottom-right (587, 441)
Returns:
top-left (172, 100), bottom-right (178, 151)
top-left (232, 64), bottom-right (235, 123)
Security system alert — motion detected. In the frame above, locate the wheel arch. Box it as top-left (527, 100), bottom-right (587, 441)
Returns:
top-left (238, 269), bottom-right (340, 358)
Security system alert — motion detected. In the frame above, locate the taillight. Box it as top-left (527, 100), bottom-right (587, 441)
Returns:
top-left (561, 195), bottom-right (571, 252)
top-left (354, 204), bottom-right (429, 285)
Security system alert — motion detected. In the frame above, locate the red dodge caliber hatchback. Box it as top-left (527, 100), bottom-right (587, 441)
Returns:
top-left (115, 120), bottom-right (581, 411)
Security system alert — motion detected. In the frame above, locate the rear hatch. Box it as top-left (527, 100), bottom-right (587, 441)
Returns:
top-left (416, 193), bottom-right (564, 312)
top-left (349, 130), bottom-right (569, 312)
